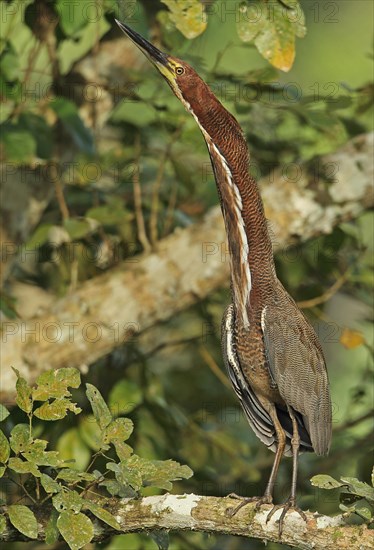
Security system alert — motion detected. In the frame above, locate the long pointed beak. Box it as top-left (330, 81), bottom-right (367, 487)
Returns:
top-left (115, 19), bottom-right (170, 68)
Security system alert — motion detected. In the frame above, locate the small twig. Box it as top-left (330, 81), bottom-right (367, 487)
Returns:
top-left (297, 269), bottom-right (350, 309)
top-left (334, 410), bottom-right (373, 433)
top-left (53, 177), bottom-right (70, 221)
top-left (132, 133), bottom-right (151, 253)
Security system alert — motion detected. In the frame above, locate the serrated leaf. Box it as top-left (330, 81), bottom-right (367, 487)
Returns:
top-left (86, 384), bottom-right (112, 431)
top-left (0, 404), bottom-right (10, 422)
top-left (9, 424), bottom-right (30, 453)
top-left (8, 457), bottom-right (40, 477)
top-left (40, 473), bottom-right (61, 494)
top-left (56, 468), bottom-right (96, 483)
top-left (161, 0), bottom-right (207, 39)
top-left (45, 509), bottom-right (59, 545)
top-left (21, 439), bottom-right (63, 467)
top-left (33, 367), bottom-right (81, 401)
top-left (33, 399), bottom-right (81, 421)
top-left (340, 477), bottom-right (374, 503)
top-left (143, 459), bottom-right (193, 491)
top-left (0, 429), bottom-right (10, 463)
top-left (53, 490), bottom-right (83, 513)
top-left (311, 474), bottom-right (343, 490)
top-left (109, 380), bottom-right (143, 415)
top-left (57, 510), bottom-right (94, 550)
top-left (0, 514), bottom-right (6, 535)
top-left (83, 501), bottom-right (121, 530)
top-left (12, 368), bottom-right (32, 413)
top-left (107, 461), bottom-right (142, 492)
top-left (7, 505), bottom-right (38, 539)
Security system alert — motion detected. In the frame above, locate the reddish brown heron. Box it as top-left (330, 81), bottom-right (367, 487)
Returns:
top-left (116, 20), bottom-right (332, 534)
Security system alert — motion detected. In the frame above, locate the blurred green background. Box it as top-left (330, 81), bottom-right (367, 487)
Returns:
top-left (0, 1), bottom-right (373, 548)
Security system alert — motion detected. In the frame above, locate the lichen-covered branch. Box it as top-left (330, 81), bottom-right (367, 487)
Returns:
top-left (1, 494), bottom-right (372, 549)
top-left (1, 133), bottom-right (373, 399)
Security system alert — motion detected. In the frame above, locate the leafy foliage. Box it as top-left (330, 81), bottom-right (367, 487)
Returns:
top-left (311, 474), bottom-right (374, 522)
top-left (0, 368), bottom-right (192, 548)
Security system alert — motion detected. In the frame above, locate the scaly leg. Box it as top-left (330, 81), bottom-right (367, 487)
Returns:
top-left (266, 406), bottom-right (307, 536)
top-left (226, 404), bottom-right (285, 516)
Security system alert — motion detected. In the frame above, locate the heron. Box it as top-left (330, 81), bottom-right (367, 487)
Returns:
top-left (116, 19), bottom-right (332, 535)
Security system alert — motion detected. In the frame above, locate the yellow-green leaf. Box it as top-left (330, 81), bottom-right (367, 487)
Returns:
top-left (85, 384), bottom-right (112, 430)
top-left (57, 511), bottom-right (94, 550)
top-left (40, 473), bottom-right (61, 494)
top-left (33, 367), bottom-right (81, 401)
top-left (103, 418), bottom-right (134, 445)
top-left (0, 404), bottom-right (10, 422)
top-left (161, 0), bottom-right (207, 39)
top-left (33, 399), bottom-right (81, 421)
top-left (310, 474), bottom-right (343, 490)
top-left (45, 509), bottom-right (59, 545)
top-left (8, 457), bottom-right (40, 477)
top-left (109, 380), bottom-right (143, 415)
top-left (83, 501), bottom-right (121, 531)
top-left (7, 505), bottom-right (38, 539)
top-left (0, 514), bottom-right (6, 535)
top-left (12, 368), bottom-right (32, 413)
top-left (0, 429), bottom-right (10, 463)
top-left (56, 428), bottom-right (91, 471)
top-left (9, 424), bottom-right (30, 454)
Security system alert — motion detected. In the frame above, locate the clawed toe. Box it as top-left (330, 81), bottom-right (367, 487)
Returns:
top-left (266, 499), bottom-right (307, 536)
top-left (226, 494), bottom-right (272, 517)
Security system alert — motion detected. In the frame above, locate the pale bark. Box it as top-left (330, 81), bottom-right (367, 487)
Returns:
top-left (1, 133), bottom-right (373, 400)
top-left (1, 494), bottom-right (372, 549)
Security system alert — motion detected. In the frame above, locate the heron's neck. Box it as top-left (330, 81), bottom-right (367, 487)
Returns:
top-left (189, 91), bottom-right (276, 325)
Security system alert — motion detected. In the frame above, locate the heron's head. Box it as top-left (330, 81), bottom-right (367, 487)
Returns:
top-left (115, 20), bottom-right (209, 113)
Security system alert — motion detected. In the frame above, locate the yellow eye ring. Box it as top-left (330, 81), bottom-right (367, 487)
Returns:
top-left (176, 66), bottom-right (185, 75)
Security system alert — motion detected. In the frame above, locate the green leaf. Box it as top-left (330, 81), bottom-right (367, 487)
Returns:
top-left (161, 0), bottom-right (207, 39)
top-left (12, 368), bottom-right (33, 413)
top-left (57, 0), bottom-right (89, 35)
top-left (33, 399), bottom-right (81, 421)
top-left (9, 424), bottom-right (30, 454)
top-left (83, 501), bottom-right (121, 530)
top-left (142, 459), bottom-right (193, 491)
top-left (21, 439), bottom-right (63, 468)
top-left (56, 428), bottom-right (91, 471)
top-left (45, 509), bottom-right (60, 545)
top-left (110, 102), bottom-right (157, 128)
top-left (311, 474), bottom-right (343, 490)
top-left (109, 380), bottom-right (143, 415)
top-left (64, 218), bottom-right (96, 240)
top-left (56, 468), bottom-right (96, 483)
top-left (0, 466), bottom-right (5, 478)
top-left (51, 98), bottom-right (94, 155)
top-left (0, 404), bottom-right (10, 422)
top-left (107, 461), bottom-right (142, 492)
top-left (0, 125), bottom-right (36, 163)
top-left (8, 457), bottom-right (40, 477)
top-left (7, 505), bottom-right (38, 539)
top-left (33, 367), bottom-right (81, 401)
top-left (57, 511), bottom-right (94, 550)
top-left (0, 429), bottom-right (10, 463)
top-left (79, 415), bottom-right (103, 451)
top-left (40, 473), bottom-right (61, 494)
top-left (340, 477), bottom-right (374, 503)
top-left (0, 514), bottom-right (6, 535)
top-left (53, 490), bottom-right (83, 513)
top-left (86, 384), bottom-right (113, 431)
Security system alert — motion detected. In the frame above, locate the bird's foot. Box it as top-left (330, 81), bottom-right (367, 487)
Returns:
top-left (225, 493), bottom-right (273, 517)
top-left (266, 497), bottom-right (307, 536)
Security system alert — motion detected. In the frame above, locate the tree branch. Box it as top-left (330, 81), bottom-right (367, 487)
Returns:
top-left (1, 494), bottom-right (372, 549)
top-left (1, 133), bottom-right (373, 399)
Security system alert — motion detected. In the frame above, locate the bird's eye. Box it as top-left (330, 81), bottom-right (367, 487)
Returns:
top-left (176, 66), bottom-right (185, 75)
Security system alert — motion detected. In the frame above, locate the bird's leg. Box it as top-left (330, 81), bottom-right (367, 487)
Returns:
top-left (226, 405), bottom-right (285, 517)
top-left (266, 406), bottom-right (307, 536)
